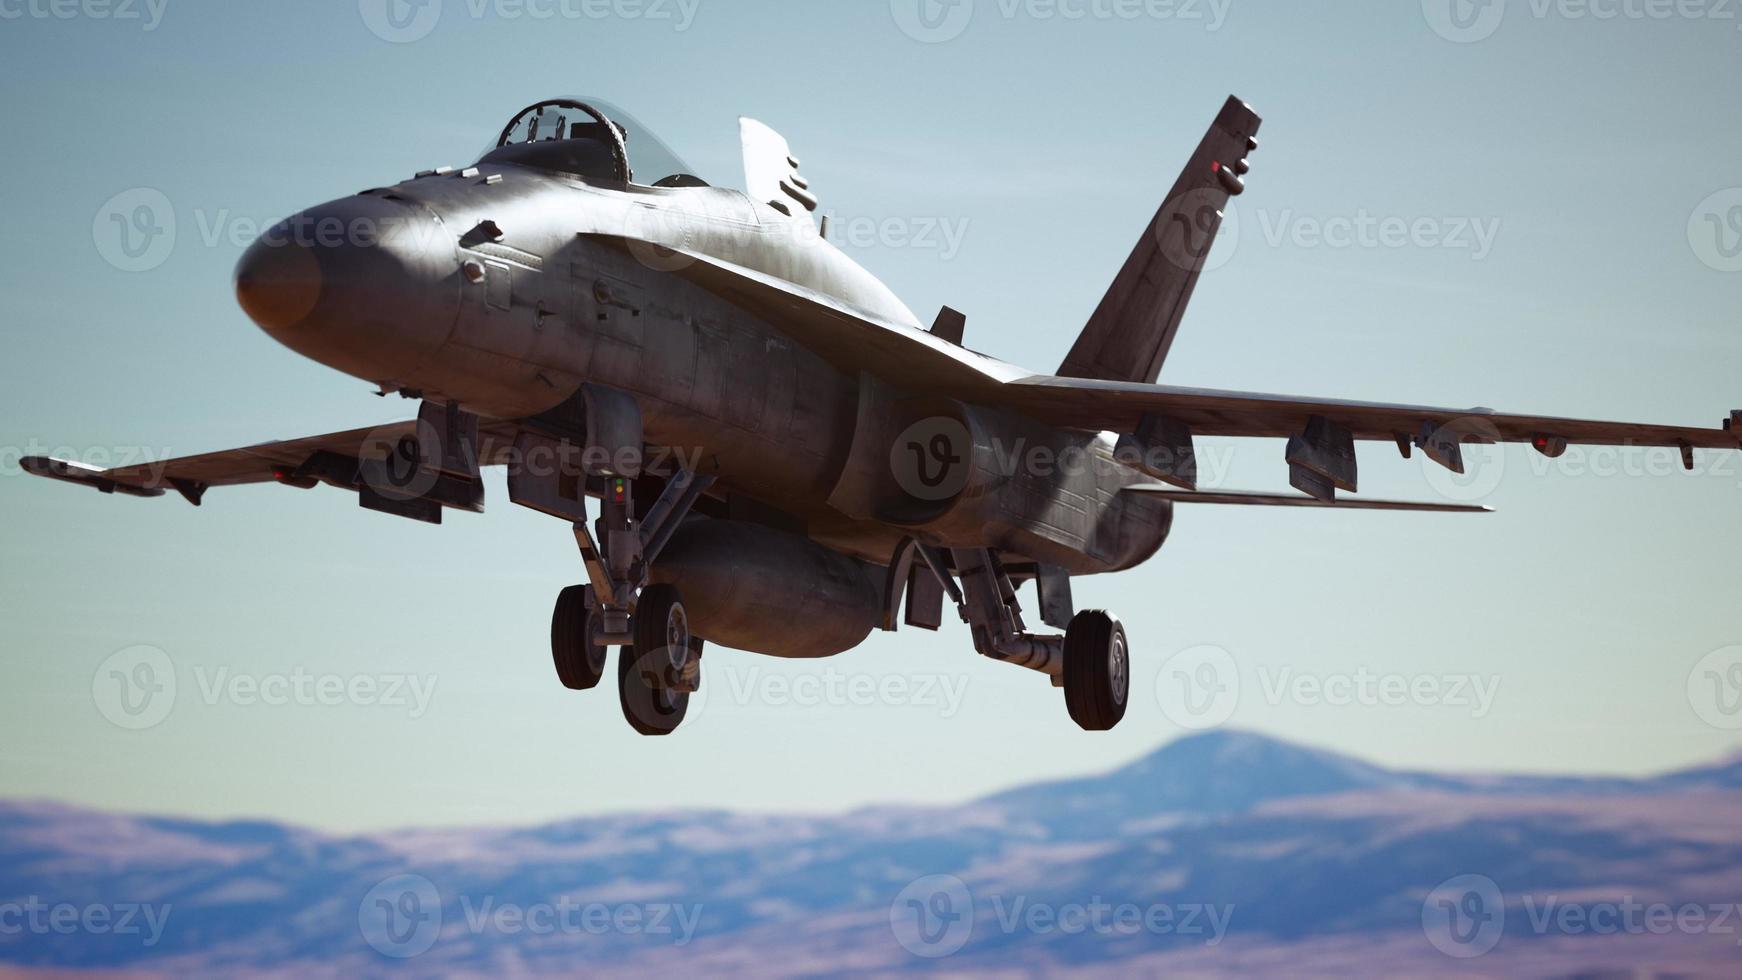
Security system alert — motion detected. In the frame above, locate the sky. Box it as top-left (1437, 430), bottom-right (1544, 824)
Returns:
top-left (1, 0), bottom-right (1741, 832)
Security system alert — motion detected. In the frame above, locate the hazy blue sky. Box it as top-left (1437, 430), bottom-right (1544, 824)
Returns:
top-left (2, 0), bottom-right (1740, 831)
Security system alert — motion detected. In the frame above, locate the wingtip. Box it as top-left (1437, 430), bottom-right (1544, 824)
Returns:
top-left (21, 456), bottom-right (164, 498)
top-left (21, 456), bottom-right (94, 480)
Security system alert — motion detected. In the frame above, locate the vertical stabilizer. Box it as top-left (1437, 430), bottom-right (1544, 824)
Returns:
top-left (1057, 96), bottom-right (1261, 384)
top-left (740, 118), bottom-right (819, 223)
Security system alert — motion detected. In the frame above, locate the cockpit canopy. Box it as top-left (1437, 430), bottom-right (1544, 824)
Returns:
top-left (480, 98), bottom-right (707, 188)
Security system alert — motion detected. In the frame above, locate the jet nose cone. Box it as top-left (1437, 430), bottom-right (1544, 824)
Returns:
top-left (235, 236), bottom-right (322, 333)
top-left (232, 196), bottom-right (460, 383)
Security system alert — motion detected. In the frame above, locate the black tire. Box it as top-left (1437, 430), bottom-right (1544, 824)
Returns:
top-left (1062, 610), bottom-right (1129, 731)
top-left (551, 585), bottom-right (608, 691)
top-left (617, 585), bottom-right (691, 736)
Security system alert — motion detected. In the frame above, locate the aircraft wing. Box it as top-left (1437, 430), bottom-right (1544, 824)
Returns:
top-left (21, 420), bottom-right (521, 507)
top-left (999, 375), bottom-right (1741, 451)
top-left (583, 232), bottom-right (1737, 475)
top-left (24, 423), bottom-right (413, 497)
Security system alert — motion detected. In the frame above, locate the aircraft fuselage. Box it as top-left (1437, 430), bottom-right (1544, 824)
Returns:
top-left (236, 161), bottom-right (1173, 575)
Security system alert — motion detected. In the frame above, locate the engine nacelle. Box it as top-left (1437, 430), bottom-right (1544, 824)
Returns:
top-left (649, 519), bottom-right (882, 659)
top-left (824, 375), bottom-right (1171, 574)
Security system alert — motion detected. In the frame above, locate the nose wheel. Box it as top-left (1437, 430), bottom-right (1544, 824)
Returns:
top-left (550, 583), bottom-right (703, 736)
top-left (616, 584), bottom-right (702, 736)
top-left (550, 585), bottom-right (609, 690)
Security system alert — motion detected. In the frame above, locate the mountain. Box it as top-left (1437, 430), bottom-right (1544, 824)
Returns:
top-left (3, 731), bottom-right (1741, 977)
top-left (984, 729), bottom-right (1414, 836)
top-left (1652, 750), bottom-right (1742, 791)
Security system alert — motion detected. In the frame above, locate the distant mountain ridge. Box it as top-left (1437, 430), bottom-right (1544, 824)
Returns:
top-left (985, 729), bottom-right (1734, 837)
top-left (4, 730), bottom-right (1741, 977)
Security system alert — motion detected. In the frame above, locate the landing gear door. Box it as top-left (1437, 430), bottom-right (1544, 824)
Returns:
top-left (510, 382), bottom-right (646, 522)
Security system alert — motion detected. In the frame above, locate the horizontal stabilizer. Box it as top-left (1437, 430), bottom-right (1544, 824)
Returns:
top-left (1124, 485), bottom-right (1492, 513)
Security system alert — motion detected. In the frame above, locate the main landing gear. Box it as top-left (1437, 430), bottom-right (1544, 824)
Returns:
top-left (909, 544), bottom-right (1130, 732)
top-left (1062, 610), bottom-right (1128, 732)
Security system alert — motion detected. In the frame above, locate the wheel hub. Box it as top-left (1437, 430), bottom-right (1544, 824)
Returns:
top-left (665, 604), bottom-right (690, 673)
top-left (1110, 632), bottom-right (1128, 706)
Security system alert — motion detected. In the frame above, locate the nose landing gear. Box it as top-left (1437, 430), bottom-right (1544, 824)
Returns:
top-left (543, 464), bottom-right (714, 736)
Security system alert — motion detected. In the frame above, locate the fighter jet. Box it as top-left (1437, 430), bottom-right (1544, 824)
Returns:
top-left (25, 96), bottom-right (1740, 734)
